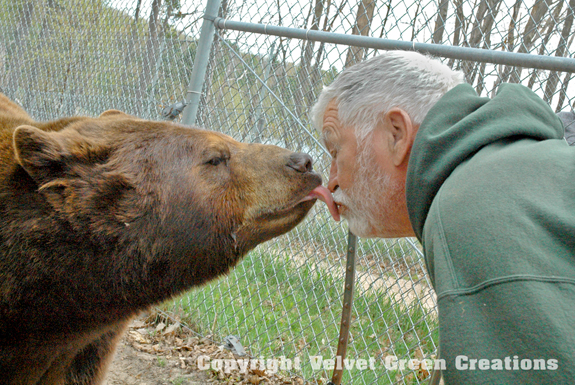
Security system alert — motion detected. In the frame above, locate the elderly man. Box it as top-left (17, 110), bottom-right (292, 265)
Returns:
top-left (312, 51), bottom-right (575, 383)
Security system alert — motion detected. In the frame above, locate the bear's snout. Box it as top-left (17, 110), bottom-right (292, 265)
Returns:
top-left (286, 152), bottom-right (313, 173)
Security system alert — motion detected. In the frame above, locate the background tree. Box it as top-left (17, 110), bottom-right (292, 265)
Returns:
top-left (461, 0), bottom-right (502, 86)
top-left (491, 0), bottom-right (523, 95)
top-left (447, 0), bottom-right (465, 68)
top-left (526, 2), bottom-right (564, 90)
top-left (432, 0), bottom-right (449, 44)
top-left (344, 0), bottom-right (376, 67)
top-left (507, 0), bottom-right (553, 84)
top-left (295, 0), bottom-right (324, 121)
top-left (544, 0), bottom-right (575, 105)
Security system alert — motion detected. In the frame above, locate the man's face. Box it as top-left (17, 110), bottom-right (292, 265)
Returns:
top-left (321, 100), bottom-right (412, 238)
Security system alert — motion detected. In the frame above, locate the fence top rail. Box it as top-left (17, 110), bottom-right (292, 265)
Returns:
top-left (213, 17), bottom-right (575, 74)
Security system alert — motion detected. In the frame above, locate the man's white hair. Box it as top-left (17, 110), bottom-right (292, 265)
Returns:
top-left (311, 50), bottom-right (464, 141)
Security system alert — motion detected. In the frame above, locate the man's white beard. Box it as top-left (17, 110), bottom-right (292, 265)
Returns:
top-left (332, 145), bottom-right (398, 238)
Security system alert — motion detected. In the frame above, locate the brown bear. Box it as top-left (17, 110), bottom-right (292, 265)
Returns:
top-left (0, 93), bottom-right (336, 384)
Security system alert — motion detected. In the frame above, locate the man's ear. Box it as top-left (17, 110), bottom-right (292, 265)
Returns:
top-left (13, 125), bottom-right (65, 184)
top-left (384, 108), bottom-right (417, 167)
top-left (99, 109), bottom-right (135, 119)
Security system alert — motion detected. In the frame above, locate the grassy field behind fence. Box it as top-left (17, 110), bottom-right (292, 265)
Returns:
top-left (160, 238), bottom-right (438, 384)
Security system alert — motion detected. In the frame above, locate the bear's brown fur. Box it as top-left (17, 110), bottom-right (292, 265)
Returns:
top-left (0, 93), bottom-right (322, 384)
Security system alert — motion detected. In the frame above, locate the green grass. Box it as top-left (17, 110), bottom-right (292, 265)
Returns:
top-left (170, 377), bottom-right (186, 385)
top-left (159, 245), bottom-right (438, 384)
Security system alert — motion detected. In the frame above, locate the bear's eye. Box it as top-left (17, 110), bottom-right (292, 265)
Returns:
top-left (207, 156), bottom-right (228, 166)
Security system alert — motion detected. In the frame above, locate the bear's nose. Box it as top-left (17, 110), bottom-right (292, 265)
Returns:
top-left (287, 152), bottom-right (313, 173)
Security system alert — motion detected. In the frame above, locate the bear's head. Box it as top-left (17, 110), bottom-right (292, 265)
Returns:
top-left (5, 110), bottom-right (328, 310)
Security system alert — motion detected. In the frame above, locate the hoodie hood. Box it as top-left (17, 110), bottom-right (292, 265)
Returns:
top-left (405, 83), bottom-right (564, 241)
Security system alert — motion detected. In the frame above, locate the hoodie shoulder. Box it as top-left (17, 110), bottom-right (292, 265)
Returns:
top-left (406, 83), bottom-right (564, 241)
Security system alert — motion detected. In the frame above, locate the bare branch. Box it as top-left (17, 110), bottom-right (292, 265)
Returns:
top-left (410, 2), bottom-right (420, 42)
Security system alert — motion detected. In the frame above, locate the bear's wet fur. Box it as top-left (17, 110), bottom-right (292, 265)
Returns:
top-left (0, 93), bottom-right (322, 384)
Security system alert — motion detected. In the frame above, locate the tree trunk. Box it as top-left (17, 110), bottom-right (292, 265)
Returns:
top-left (555, 70), bottom-right (573, 113)
top-left (491, 0), bottom-right (522, 95)
top-left (544, 0), bottom-right (575, 104)
top-left (461, 0), bottom-right (500, 83)
top-left (295, 0), bottom-right (324, 121)
top-left (432, 0), bottom-right (449, 44)
top-left (526, 1), bottom-right (564, 90)
top-left (555, 31), bottom-right (575, 111)
top-left (311, 0), bottom-right (338, 95)
top-left (507, 0), bottom-right (553, 83)
top-left (345, 0), bottom-right (377, 68)
top-left (469, 0), bottom-right (502, 87)
top-left (447, 0), bottom-right (464, 68)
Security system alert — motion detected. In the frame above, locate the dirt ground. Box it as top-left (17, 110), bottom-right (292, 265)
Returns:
top-left (103, 336), bottom-right (210, 385)
top-left (102, 313), bottom-right (438, 385)
top-left (103, 313), bottom-right (310, 385)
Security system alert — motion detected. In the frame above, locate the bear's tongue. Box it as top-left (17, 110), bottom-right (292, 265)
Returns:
top-left (305, 185), bottom-right (340, 221)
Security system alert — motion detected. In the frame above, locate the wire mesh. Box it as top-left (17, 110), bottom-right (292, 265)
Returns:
top-left (1, 0), bottom-right (574, 384)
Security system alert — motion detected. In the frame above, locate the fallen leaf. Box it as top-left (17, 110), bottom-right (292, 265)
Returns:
top-left (128, 331), bottom-right (150, 344)
top-left (251, 368), bottom-right (266, 376)
top-left (163, 322), bottom-right (180, 335)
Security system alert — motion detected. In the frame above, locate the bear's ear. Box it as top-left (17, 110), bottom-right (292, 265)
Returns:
top-left (99, 109), bottom-right (135, 119)
top-left (13, 125), bottom-right (65, 183)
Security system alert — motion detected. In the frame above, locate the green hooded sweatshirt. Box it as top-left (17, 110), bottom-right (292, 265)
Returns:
top-left (406, 83), bottom-right (575, 384)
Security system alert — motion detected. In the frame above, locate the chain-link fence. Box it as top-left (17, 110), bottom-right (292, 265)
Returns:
top-left (1, 0), bottom-right (574, 384)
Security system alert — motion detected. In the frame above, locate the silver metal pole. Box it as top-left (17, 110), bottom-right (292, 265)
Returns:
top-left (214, 18), bottom-right (575, 73)
top-left (180, 0), bottom-right (223, 126)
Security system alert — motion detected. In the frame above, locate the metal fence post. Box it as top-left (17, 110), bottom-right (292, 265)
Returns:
top-left (180, 0), bottom-right (222, 126)
top-left (328, 231), bottom-right (357, 385)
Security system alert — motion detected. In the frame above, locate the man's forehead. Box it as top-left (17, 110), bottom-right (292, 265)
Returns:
top-left (320, 99), bottom-right (341, 145)
top-left (322, 99), bottom-right (339, 122)
top-left (321, 128), bottom-right (336, 148)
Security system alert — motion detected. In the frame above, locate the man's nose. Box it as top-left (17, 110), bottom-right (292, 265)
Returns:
top-left (287, 152), bottom-right (313, 173)
top-left (327, 161), bottom-right (339, 193)
top-left (327, 178), bottom-right (339, 193)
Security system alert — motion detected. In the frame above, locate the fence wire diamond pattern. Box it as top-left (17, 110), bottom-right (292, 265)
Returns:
top-left (1, 0), bottom-right (574, 383)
